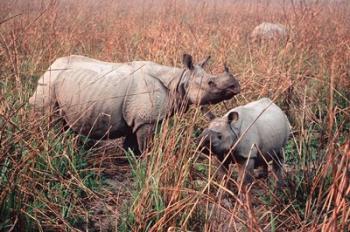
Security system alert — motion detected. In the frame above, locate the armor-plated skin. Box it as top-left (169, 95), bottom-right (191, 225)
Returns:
top-left (199, 98), bottom-right (291, 186)
top-left (30, 54), bottom-right (240, 153)
top-left (251, 22), bottom-right (288, 42)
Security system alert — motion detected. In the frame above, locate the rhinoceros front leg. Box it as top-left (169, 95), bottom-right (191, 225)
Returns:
top-left (255, 157), bottom-right (268, 179)
top-left (238, 158), bottom-right (255, 186)
top-left (123, 133), bottom-right (140, 155)
top-left (272, 150), bottom-right (285, 188)
top-left (135, 123), bottom-right (154, 153)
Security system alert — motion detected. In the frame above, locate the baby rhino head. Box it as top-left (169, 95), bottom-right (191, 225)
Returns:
top-left (198, 111), bottom-right (240, 158)
top-left (180, 54), bottom-right (240, 106)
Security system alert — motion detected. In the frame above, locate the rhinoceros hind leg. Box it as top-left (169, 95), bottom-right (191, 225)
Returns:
top-left (123, 133), bottom-right (140, 155)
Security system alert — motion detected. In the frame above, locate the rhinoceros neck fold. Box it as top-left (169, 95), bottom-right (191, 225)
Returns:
top-left (139, 62), bottom-right (190, 113)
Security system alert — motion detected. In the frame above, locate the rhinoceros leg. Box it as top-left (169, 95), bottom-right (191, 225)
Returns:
top-left (255, 157), bottom-right (268, 179)
top-left (272, 150), bottom-right (284, 188)
top-left (135, 124), bottom-right (154, 153)
top-left (123, 133), bottom-right (140, 155)
top-left (238, 158), bottom-right (255, 186)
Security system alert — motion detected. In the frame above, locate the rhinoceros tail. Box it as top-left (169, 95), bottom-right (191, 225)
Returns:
top-left (29, 56), bottom-right (71, 111)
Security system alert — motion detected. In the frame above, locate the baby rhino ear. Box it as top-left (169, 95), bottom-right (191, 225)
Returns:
top-left (182, 54), bottom-right (194, 70)
top-left (227, 111), bottom-right (239, 123)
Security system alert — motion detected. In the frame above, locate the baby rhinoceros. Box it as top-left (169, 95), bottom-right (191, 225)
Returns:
top-left (29, 54), bottom-right (240, 154)
top-left (199, 98), bottom-right (291, 187)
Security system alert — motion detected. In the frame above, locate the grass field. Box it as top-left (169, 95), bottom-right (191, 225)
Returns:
top-left (1, 0), bottom-right (349, 231)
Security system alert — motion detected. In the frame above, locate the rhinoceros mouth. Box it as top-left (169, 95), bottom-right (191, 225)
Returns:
top-left (222, 87), bottom-right (240, 99)
top-left (227, 84), bottom-right (240, 94)
top-left (209, 146), bottom-right (229, 158)
top-left (214, 83), bottom-right (240, 95)
top-left (196, 84), bottom-right (240, 105)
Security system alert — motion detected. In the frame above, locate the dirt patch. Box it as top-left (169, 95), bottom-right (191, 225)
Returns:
top-left (85, 139), bottom-right (135, 231)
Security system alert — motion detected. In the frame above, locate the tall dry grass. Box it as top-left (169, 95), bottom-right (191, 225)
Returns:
top-left (1, 0), bottom-right (349, 231)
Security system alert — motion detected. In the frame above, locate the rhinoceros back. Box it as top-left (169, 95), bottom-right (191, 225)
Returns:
top-left (232, 98), bottom-right (290, 158)
top-left (55, 68), bottom-right (131, 139)
top-left (29, 55), bottom-right (120, 112)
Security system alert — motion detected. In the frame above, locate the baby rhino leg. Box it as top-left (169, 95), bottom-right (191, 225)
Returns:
top-left (238, 158), bottom-right (255, 186)
top-left (272, 150), bottom-right (285, 188)
top-left (254, 157), bottom-right (268, 179)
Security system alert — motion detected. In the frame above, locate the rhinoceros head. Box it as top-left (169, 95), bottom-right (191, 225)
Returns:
top-left (180, 54), bottom-right (240, 105)
top-left (198, 111), bottom-right (240, 157)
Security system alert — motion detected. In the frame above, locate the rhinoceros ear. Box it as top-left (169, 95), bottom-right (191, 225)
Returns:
top-left (224, 63), bottom-right (229, 73)
top-left (227, 111), bottom-right (239, 123)
top-left (199, 55), bottom-right (211, 68)
top-left (182, 54), bottom-right (194, 70)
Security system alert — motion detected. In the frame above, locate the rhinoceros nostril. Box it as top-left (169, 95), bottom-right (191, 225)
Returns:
top-left (208, 80), bottom-right (216, 87)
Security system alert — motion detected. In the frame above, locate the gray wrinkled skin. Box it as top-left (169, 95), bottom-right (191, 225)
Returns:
top-left (251, 22), bottom-right (288, 41)
top-left (29, 54), bottom-right (240, 153)
top-left (199, 98), bottom-right (291, 186)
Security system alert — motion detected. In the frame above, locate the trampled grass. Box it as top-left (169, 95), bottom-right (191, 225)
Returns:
top-left (1, 0), bottom-right (349, 231)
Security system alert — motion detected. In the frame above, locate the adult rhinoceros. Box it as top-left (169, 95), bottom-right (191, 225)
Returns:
top-left (251, 22), bottom-right (288, 42)
top-left (30, 54), bottom-right (240, 153)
